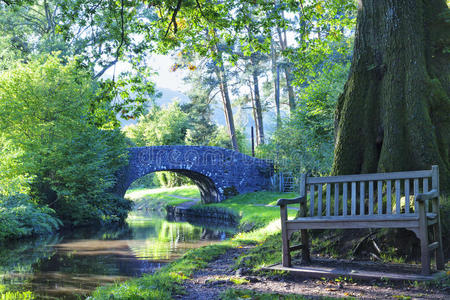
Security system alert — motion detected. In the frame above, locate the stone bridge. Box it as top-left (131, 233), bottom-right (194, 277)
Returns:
top-left (113, 146), bottom-right (274, 203)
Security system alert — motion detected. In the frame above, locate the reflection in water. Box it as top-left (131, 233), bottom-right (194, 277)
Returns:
top-left (0, 210), bottom-right (236, 299)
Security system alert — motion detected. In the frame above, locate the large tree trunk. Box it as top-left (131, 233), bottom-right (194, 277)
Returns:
top-left (333, 0), bottom-right (450, 192)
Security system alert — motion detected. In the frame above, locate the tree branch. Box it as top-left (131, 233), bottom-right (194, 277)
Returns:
top-left (164, 0), bottom-right (183, 37)
top-left (93, 58), bottom-right (119, 80)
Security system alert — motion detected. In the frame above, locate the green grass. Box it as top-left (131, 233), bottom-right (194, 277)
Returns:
top-left (0, 291), bottom-right (35, 300)
top-left (191, 191), bottom-right (299, 230)
top-left (126, 185), bottom-right (200, 210)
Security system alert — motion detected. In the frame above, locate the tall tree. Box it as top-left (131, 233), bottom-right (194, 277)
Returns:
top-left (332, 0), bottom-right (450, 192)
top-left (276, 24), bottom-right (296, 112)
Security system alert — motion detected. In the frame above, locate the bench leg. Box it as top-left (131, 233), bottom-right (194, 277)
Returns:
top-left (301, 229), bottom-right (310, 263)
top-left (281, 227), bottom-right (291, 267)
top-left (280, 205), bottom-right (291, 267)
top-left (418, 204), bottom-right (431, 275)
top-left (433, 221), bottom-right (445, 270)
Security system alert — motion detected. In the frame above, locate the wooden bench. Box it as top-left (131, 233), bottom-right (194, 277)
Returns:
top-left (277, 166), bottom-right (444, 275)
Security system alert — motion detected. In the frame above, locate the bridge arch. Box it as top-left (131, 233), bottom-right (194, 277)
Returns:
top-left (113, 146), bottom-right (273, 203)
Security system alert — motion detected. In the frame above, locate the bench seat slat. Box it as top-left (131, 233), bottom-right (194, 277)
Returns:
top-left (343, 182), bottom-right (348, 216)
top-left (326, 183), bottom-right (331, 217)
top-left (405, 179), bottom-right (410, 213)
top-left (360, 181), bottom-right (365, 215)
top-left (291, 214), bottom-right (419, 222)
top-left (334, 183), bottom-right (339, 216)
top-left (317, 184), bottom-right (322, 217)
top-left (395, 180), bottom-right (401, 214)
top-left (351, 182), bottom-right (356, 216)
top-left (286, 216), bottom-right (420, 230)
top-left (414, 179), bottom-right (419, 213)
top-left (386, 180), bottom-right (392, 214)
top-left (377, 180), bottom-right (383, 215)
top-left (369, 181), bottom-right (374, 215)
top-left (306, 170), bottom-right (432, 184)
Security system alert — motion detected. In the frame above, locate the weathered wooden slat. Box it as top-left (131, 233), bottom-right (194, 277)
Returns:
top-left (306, 169), bottom-right (432, 184)
top-left (334, 183), bottom-right (339, 216)
top-left (405, 179), bottom-right (410, 214)
top-left (286, 217), bottom-right (420, 231)
top-left (432, 165), bottom-right (439, 192)
top-left (414, 179), bottom-right (419, 213)
top-left (369, 181), bottom-right (374, 215)
top-left (423, 178), bottom-right (429, 193)
top-left (360, 181), bottom-right (365, 215)
top-left (423, 178), bottom-right (429, 212)
top-left (395, 180), bottom-right (401, 214)
top-left (351, 182), bottom-right (356, 216)
top-left (430, 165), bottom-right (445, 271)
top-left (280, 204), bottom-right (291, 267)
top-left (317, 184), bottom-right (323, 217)
top-left (326, 183), bottom-right (331, 217)
top-left (310, 184), bottom-right (315, 217)
top-left (377, 180), bottom-right (383, 215)
top-left (343, 183), bottom-right (348, 216)
top-left (386, 180), bottom-right (392, 214)
top-left (290, 214), bottom-right (419, 222)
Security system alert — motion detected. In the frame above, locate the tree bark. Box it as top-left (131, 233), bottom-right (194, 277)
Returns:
top-left (277, 25), bottom-right (296, 112)
top-left (248, 85), bottom-right (260, 145)
top-left (332, 0), bottom-right (450, 192)
top-left (250, 54), bottom-right (265, 145)
top-left (271, 39), bottom-right (281, 129)
top-left (214, 63), bottom-right (239, 152)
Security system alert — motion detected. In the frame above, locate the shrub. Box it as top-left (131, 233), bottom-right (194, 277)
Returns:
top-left (0, 55), bottom-right (131, 227)
top-left (0, 194), bottom-right (61, 241)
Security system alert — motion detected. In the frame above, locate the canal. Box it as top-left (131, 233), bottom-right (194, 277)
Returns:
top-left (0, 210), bottom-right (236, 299)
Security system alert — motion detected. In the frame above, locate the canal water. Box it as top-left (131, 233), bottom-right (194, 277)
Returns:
top-left (0, 211), bottom-right (236, 299)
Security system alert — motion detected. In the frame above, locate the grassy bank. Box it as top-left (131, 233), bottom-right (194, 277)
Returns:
top-left (126, 185), bottom-right (200, 210)
top-left (190, 191), bottom-right (298, 231)
top-left (90, 189), bottom-right (298, 299)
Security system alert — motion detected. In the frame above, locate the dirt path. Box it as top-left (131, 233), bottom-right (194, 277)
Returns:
top-left (175, 247), bottom-right (449, 300)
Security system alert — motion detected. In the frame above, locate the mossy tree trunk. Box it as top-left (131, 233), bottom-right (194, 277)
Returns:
top-left (333, 0), bottom-right (450, 193)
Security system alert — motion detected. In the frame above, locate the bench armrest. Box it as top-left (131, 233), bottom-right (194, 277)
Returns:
top-left (415, 189), bottom-right (439, 202)
top-left (277, 196), bottom-right (306, 206)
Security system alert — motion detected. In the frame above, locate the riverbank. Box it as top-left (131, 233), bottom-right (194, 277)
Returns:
top-left (126, 186), bottom-right (200, 211)
top-left (90, 187), bottom-right (450, 299)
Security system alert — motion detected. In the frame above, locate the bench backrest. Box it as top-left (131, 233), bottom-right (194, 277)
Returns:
top-left (301, 166), bottom-right (438, 218)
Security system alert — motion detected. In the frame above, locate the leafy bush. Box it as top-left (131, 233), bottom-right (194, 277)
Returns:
top-left (0, 55), bottom-right (131, 227)
top-left (208, 125), bottom-right (248, 152)
top-left (0, 194), bottom-right (61, 241)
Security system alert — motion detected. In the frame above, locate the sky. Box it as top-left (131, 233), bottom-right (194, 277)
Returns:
top-left (103, 53), bottom-right (277, 136)
top-left (103, 54), bottom-right (190, 93)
